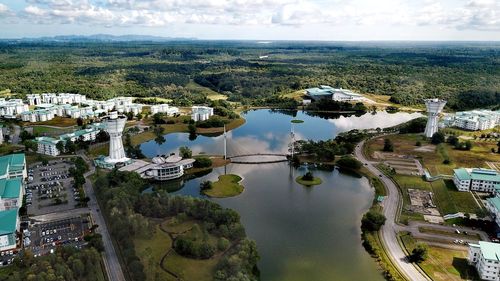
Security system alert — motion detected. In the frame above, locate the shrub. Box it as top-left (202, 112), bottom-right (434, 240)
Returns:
top-left (194, 157), bottom-right (212, 168)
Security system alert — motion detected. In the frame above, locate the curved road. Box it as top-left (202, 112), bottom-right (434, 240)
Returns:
top-left (355, 141), bottom-right (430, 281)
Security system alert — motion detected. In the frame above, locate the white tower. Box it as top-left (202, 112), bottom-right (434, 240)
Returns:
top-left (424, 99), bottom-right (446, 138)
top-left (103, 111), bottom-right (130, 164)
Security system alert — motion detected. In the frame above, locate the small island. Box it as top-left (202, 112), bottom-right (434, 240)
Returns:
top-left (202, 174), bottom-right (244, 198)
top-left (296, 171), bottom-right (322, 186)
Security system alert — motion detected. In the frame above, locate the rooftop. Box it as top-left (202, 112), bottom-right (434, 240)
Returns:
top-left (454, 168), bottom-right (471, 181)
top-left (0, 208), bottom-right (18, 235)
top-left (0, 154), bottom-right (25, 176)
top-left (476, 241), bottom-right (500, 261)
top-left (0, 178), bottom-right (22, 199)
top-left (454, 168), bottom-right (500, 182)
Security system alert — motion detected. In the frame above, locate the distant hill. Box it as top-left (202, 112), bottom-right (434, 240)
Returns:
top-left (2, 34), bottom-right (197, 42)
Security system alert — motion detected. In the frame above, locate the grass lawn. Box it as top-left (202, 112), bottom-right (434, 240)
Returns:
top-left (163, 251), bottom-right (220, 281)
top-left (295, 176), bottom-right (322, 186)
top-left (399, 232), bottom-right (479, 281)
top-left (23, 116), bottom-right (77, 127)
top-left (203, 174), bottom-right (244, 198)
top-left (366, 134), bottom-right (499, 175)
top-left (430, 179), bottom-right (482, 215)
top-left (185, 81), bottom-right (227, 101)
top-left (134, 224), bottom-right (175, 281)
top-left (32, 125), bottom-right (73, 136)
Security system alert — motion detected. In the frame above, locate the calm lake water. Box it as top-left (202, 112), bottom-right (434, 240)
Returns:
top-left (141, 110), bottom-right (422, 281)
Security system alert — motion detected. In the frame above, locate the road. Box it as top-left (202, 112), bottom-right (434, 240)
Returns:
top-left (80, 153), bottom-right (126, 281)
top-left (403, 221), bottom-right (490, 244)
top-left (355, 141), bottom-right (431, 281)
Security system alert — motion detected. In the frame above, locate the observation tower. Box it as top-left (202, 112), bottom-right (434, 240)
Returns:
top-left (103, 111), bottom-right (130, 165)
top-left (424, 99), bottom-right (446, 138)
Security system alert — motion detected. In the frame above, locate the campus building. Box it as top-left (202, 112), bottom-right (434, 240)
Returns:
top-left (453, 168), bottom-right (500, 193)
top-left (150, 104), bottom-right (180, 116)
top-left (469, 241), bottom-right (500, 280)
top-left (0, 178), bottom-right (24, 211)
top-left (35, 123), bottom-right (105, 156)
top-left (0, 208), bottom-right (20, 252)
top-left (118, 155), bottom-right (195, 181)
top-left (191, 106), bottom-right (214, 122)
top-left (443, 110), bottom-right (500, 131)
top-left (0, 154), bottom-right (27, 180)
top-left (0, 99), bottom-right (29, 118)
top-left (305, 85), bottom-right (363, 102)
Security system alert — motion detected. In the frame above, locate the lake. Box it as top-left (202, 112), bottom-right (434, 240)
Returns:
top-left (141, 109), bottom-right (422, 281)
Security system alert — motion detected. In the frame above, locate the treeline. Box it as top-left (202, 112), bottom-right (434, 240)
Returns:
top-left (306, 99), bottom-right (367, 112)
top-left (94, 170), bottom-right (259, 281)
top-left (0, 247), bottom-right (105, 281)
top-left (0, 42), bottom-right (498, 111)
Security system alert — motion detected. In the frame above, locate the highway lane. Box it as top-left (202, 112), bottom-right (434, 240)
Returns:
top-left (355, 141), bottom-right (431, 281)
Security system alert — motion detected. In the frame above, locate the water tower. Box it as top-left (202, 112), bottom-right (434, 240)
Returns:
top-left (103, 111), bottom-right (130, 165)
top-left (424, 99), bottom-right (446, 138)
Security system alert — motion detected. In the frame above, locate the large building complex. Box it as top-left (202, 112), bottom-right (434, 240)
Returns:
top-left (119, 155), bottom-right (195, 181)
top-left (35, 123), bottom-right (105, 156)
top-left (191, 106), bottom-right (214, 122)
top-left (443, 110), bottom-right (500, 131)
top-left (469, 241), bottom-right (500, 280)
top-left (0, 154), bottom-right (26, 253)
top-left (150, 104), bottom-right (180, 116)
top-left (0, 99), bottom-right (29, 118)
top-left (305, 85), bottom-right (363, 102)
top-left (453, 168), bottom-right (500, 193)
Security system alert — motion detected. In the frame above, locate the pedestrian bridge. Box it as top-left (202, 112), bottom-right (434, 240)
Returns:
top-left (227, 153), bottom-right (289, 164)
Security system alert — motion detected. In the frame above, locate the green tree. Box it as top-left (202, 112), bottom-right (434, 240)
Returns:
top-left (76, 117), bottom-right (84, 127)
top-left (383, 138), bottom-right (394, 152)
top-left (23, 140), bottom-right (37, 152)
top-left (179, 146), bottom-right (192, 158)
top-left (361, 210), bottom-right (386, 232)
top-left (410, 243), bottom-right (428, 263)
top-left (336, 157), bottom-right (362, 170)
top-left (431, 132), bottom-right (445, 144)
top-left (56, 141), bottom-right (65, 153)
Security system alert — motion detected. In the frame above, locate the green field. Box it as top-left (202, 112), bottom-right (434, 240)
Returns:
top-left (399, 232), bottom-right (479, 281)
top-left (203, 174), bottom-right (244, 198)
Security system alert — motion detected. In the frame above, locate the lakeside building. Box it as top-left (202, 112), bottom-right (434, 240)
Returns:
top-left (0, 208), bottom-right (20, 252)
top-left (118, 155), bottom-right (195, 181)
top-left (453, 168), bottom-right (500, 193)
top-left (442, 110), bottom-right (500, 131)
top-left (35, 123), bottom-right (105, 156)
top-left (305, 85), bottom-right (363, 102)
top-left (469, 241), bottom-right (500, 280)
top-left (150, 104), bottom-right (180, 116)
top-left (191, 106), bottom-right (214, 122)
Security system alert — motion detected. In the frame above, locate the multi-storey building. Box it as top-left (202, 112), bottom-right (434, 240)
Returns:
top-left (0, 178), bottom-right (23, 211)
top-left (469, 241), bottom-right (500, 280)
top-left (453, 168), bottom-right (500, 193)
top-left (150, 104), bottom-right (179, 116)
top-left (305, 85), bottom-right (363, 102)
top-left (443, 110), bottom-right (500, 131)
top-left (0, 208), bottom-right (20, 252)
top-left (191, 106), bottom-right (214, 122)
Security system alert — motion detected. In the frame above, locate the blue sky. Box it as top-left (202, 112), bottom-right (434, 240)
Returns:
top-left (0, 0), bottom-right (499, 40)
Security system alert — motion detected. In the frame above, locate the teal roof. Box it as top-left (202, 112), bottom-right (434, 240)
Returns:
top-left (454, 168), bottom-right (471, 181)
top-left (496, 184), bottom-right (500, 192)
top-left (488, 197), bottom-right (500, 211)
top-left (0, 178), bottom-right (22, 199)
top-left (478, 241), bottom-right (500, 261)
top-left (470, 169), bottom-right (500, 182)
top-left (0, 154), bottom-right (25, 176)
top-left (0, 208), bottom-right (18, 235)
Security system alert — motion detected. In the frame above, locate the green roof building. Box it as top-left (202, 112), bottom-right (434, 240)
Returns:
top-left (469, 241), bottom-right (500, 280)
top-left (453, 168), bottom-right (500, 193)
top-left (0, 178), bottom-right (23, 211)
top-left (0, 208), bottom-right (19, 251)
top-left (0, 154), bottom-right (26, 180)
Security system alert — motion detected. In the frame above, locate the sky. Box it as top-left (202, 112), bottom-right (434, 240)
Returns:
top-left (0, 0), bottom-right (499, 40)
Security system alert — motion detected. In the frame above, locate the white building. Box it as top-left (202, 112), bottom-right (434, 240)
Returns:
top-left (305, 86), bottom-right (363, 102)
top-left (150, 104), bottom-right (179, 116)
top-left (119, 155), bottom-right (195, 181)
top-left (26, 94), bottom-right (42, 106)
top-left (191, 106), bottom-right (214, 122)
top-left (453, 168), bottom-right (500, 193)
top-left (35, 123), bottom-right (105, 156)
top-left (0, 99), bottom-right (29, 117)
top-left (41, 93), bottom-right (86, 105)
top-left (469, 241), bottom-right (500, 280)
top-left (443, 110), bottom-right (500, 131)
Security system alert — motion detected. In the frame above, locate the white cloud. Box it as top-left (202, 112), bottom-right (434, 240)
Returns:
top-left (8, 0), bottom-right (500, 31)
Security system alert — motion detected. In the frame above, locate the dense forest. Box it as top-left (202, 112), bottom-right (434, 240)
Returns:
top-left (0, 41), bottom-right (498, 110)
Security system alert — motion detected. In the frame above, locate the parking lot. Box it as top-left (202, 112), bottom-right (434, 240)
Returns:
top-left (24, 215), bottom-right (92, 258)
top-left (27, 160), bottom-right (84, 215)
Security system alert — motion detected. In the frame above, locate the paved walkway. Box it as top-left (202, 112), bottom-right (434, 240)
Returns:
top-left (355, 141), bottom-right (431, 281)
